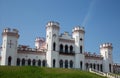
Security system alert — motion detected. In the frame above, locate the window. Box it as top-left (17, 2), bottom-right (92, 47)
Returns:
top-left (70, 45), bottom-right (73, 53)
top-left (53, 59), bottom-right (56, 68)
top-left (8, 56), bottom-right (12, 66)
top-left (93, 63), bottom-right (96, 69)
top-left (42, 60), bottom-right (46, 67)
top-left (32, 59), bottom-right (36, 66)
top-left (65, 45), bottom-right (68, 53)
top-left (17, 58), bottom-right (20, 66)
top-left (60, 44), bottom-right (63, 52)
top-left (28, 59), bottom-right (31, 66)
top-left (90, 63), bottom-right (92, 68)
top-left (86, 63), bottom-right (89, 70)
top-left (70, 60), bottom-right (73, 68)
top-left (80, 61), bottom-right (83, 69)
top-left (65, 60), bottom-right (68, 68)
top-left (59, 60), bottom-right (63, 68)
top-left (53, 42), bottom-right (56, 51)
top-left (80, 46), bottom-right (82, 53)
top-left (38, 60), bottom-right (41, 66)
top-left (100, 64), bottom-right (103, 72)
top-left (109, 64), bottom-right (111, 72)
top-left (22, 58), bottom-right (25, 66)
top-left (97, 64), bottom-right (99, 71)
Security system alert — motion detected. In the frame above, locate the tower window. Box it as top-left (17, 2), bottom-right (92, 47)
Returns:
top-left (80, 46), bottom-right (82, 53)
top-left (8, 56), bottom-right (12, 66)
top-left (109, 64), bottom-right (111, 72)
top-left (80, 61), bottom-right (83, 69)
top-left (65, 45), bottom-right (68, 53)
top-left (80, 38), bottom-right (83, 41)
top-left (53, 42), bottom-right (56, 51)
top-left (53, 59), bottom-right (56, 68)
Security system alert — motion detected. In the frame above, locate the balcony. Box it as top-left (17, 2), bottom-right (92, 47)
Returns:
top-left (59, 50), bottom-right (75, 56)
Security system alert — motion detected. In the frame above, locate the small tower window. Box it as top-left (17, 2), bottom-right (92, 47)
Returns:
top-left (80, 61), bottom-right (83, 69)
top-left (80, 46), bottom-right (82, 53)
top-left (109, 64), bottom-right (111, 72)
top-left (8, 56), bottom-right (12, 66)
top-left (53, 59), bottom-right (56, 68)
top-left (80, 38), bottom-right (83, 41)
top-left (53, 42), bottom-right (56, 51)
top-left (65, 45), bottom-right (68, 53)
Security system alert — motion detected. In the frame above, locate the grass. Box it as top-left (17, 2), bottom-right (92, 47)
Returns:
top-left (0, 66), bottom-right (107, 78)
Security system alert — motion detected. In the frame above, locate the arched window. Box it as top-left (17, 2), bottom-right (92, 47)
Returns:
top-left (53, 42), bottom-right (56, 51)
top-left (42, 60), bottom-right (46, 67)
top-left (65, 60), bottom-right (68, 68)
top-left (65, 45), bottom-right (68, 53)
top-left (28, 59), bottom-right (31, 66)
top-left (70, 60), bottom-right (73, 68)
top-left (97, 64), bottom-right (99, 71)
top-left (38, 60), bottom-right (41, 66)
top-left (90, 63), bottom-right (92, 68)
top-left (32, 59), bottom-right (36, 66)
top-left (80, 61), bottom-right (83, 69)
top-left (80, 46), bottom-right (82, 53)
top-left (8, 56), bottom-right (12, 66)
top-left (17, 58), bottom-right (20, 66)
top-left (100, 64), bottom-right (103, 72)
top-left (53, 59), bottom-right (56, 68)
top-left (93, 63), bottom-right (96, 69)
top-left (70, 45), bottom-right (73, 53)
top-left (59, 60), bottom-right (63, 68)
top-left (109, 64), bottom-right (111, 72)
top-left (22, 58), bottom-right (25, 66)
top-left (60, 44), bottom-right (63, 52)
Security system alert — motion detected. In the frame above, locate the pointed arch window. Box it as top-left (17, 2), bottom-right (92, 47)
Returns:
top-left (70, 60), bottom-right (73, 68)
top-left (80, 46), bottom-right (82, 53)
top-left (38, 60), bottom-right (41, 66)
top-left (28, 59), bottom-right (31, 66)
top-left (65, 60), bottom-right (68, 68)
top-left (65, 45), bottom-right (68, 53)
top-left (60, 44), bottom-right (63, 52)
top-left (53, 59), bottom-right (56, 68)
top-left (8, 56), bottom-right (12, 66)
top-left (59, 60), bottom-right (63, 68)
top-left (32, 59), bottom-right (36, 66)
top-left (70, 45), bottom-right (73, 53)
top-left (53, 42), bottom-right (56, 51)
top-left (22, 58), bottom-right (25, 66)
top-left (17, 58), bottom-right (20, 66)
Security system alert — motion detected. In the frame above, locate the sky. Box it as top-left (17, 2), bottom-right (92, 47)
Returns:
top-left (0, 0), bottom-right (120, 63)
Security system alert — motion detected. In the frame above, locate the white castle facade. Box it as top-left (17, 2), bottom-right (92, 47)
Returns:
top-left (0, 21), bottom-right (114, 73)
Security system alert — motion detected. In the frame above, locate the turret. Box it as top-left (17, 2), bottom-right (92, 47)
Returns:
top-left (46, 21), bottom-right (60, 67)
top-left (72, 26), bottom-right (85, 69)
top-left (100, 43), bottom-right (113, 73)
top-left (0, 28), bottom-right (19, 66)
top-left (35, 37), bottom-right (45, 49)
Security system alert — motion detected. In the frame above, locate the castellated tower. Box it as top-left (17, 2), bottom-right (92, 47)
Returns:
top-left (72, 26), bottom-right (85, 70)
top-left (46, 21), bottom-right (60, 67)
top-left (1, 28), bottom-right (19, 66)
top-left (100, 43), bottom-right (113, 73)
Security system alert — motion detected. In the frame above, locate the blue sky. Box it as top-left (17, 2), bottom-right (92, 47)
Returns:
top-left (0, 0), bottom-right (120, 63)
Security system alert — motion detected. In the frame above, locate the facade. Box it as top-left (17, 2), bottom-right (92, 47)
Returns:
top-left (0, 21), bottom-right (114, 73)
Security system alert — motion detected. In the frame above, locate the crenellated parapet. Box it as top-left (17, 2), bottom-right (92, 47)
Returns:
top-left (46, 21), bottom-right (60, 30)
top-left (2, 28), bottom-right (19, 38)
top-left (100, 43), bottom-right (113, 49)
top-left (72, 26), bottom-right (85, 34)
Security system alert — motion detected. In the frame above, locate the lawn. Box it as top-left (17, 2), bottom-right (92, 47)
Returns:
top-left (0, 66), bottom-right (107, 78)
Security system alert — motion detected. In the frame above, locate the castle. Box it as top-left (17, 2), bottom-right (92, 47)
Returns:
top-left (0, 21), bottom-right (114, 73)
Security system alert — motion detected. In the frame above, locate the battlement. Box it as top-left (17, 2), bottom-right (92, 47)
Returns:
top-left (100, 43), bottom-right (113, 49)
top-left (46, 21), bottom-right (59, 27)
top-left (3, 28), bottom-right (19, 33)
top-left (72, 26), bottom-right (85, 33)
top-left (2, 28), bottom-right (19, 38)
